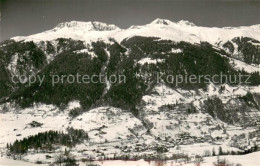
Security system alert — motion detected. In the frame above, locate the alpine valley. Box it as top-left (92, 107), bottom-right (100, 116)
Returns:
top-left (0, 19), bottom-right (260, 166)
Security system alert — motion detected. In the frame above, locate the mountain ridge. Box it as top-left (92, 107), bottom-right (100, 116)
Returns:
top-left (54, 21), bottom-right (120, 31)
top-left (11, 18), bottom-right (260, 46)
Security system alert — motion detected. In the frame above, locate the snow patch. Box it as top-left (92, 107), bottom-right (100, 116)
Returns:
top-left (170, 48), bottom-right (182, 53)
top-left (67, 100), bottom-right (81, 110)
top-left (137, 58), bottom-right (164, 65)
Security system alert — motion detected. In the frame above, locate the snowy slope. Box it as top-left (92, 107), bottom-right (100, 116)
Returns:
top-left (0, 83), bottom-right (260, 164)
top-left (12, 21), bottom-right (120, 44)
top-left (12, 19), bottom-right (260, 46)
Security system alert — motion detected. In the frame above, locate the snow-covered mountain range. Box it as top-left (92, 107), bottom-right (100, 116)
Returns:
top-left (12, 18), bottom-right (260, 45)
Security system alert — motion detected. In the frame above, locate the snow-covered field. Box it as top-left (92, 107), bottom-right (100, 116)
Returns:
top-left (0, 157), bottom-right (47, 166)
top-left (202, 152), bottom-right (260, 166)
top-left (0, 104), bottom-right (70, 148)
top-left (1, 152), bottom-right (259, 166)
top-left (93, 151), bottom-right (260, 166)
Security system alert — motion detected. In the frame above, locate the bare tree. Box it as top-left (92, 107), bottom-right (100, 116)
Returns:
top-left (194, 155), bottom-right (204, 166)
top-left (55, 153), bottom-right (65, 166)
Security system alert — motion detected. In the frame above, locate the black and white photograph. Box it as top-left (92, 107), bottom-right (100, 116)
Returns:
top-left (0, 0), bottom-right (260, 165)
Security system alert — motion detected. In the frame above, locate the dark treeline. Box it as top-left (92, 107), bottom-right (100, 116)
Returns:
top-left (202, 92), bottom-right (260, 125)
top-left (7, 128), bottom-right (88, 154)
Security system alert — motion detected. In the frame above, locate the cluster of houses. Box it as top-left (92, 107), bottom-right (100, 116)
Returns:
top-left (229, 130), bottom-right (260, 152)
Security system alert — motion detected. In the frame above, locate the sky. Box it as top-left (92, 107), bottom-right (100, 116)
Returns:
top-left (0, 0), bottom-right (260, 41)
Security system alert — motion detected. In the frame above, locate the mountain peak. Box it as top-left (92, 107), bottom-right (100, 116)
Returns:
top-left (150, 19), bottom-right (196, 27)
top-left (54, 21), bottom-right (120, 31)
top-left (150, 18), bottom-right (173, 25)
